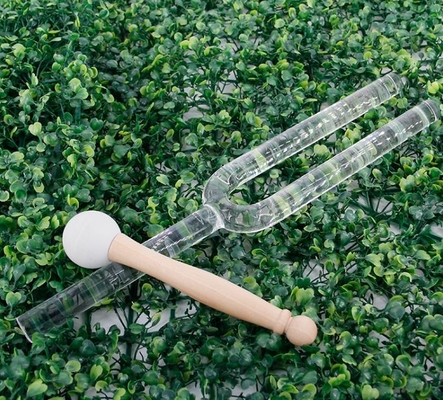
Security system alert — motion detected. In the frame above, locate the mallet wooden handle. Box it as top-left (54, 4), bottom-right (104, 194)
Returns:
top-left (109, 233), bottom-right (317, 346)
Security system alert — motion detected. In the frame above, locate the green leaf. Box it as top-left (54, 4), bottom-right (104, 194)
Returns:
top-left (427, 81), bottom-right (440, 94)
top-left (90, 118), bottom-right (104, 131)
top-left (313, 144), bottom-right (329, 157)
top-left (361, 384), bottom-right (380, 400)
top-left (129, 323), bottom-right (145, 335)
top-left (5, 291), bottom-right (22, 307)
top-left (291, 287), bottom-right (314, 307)
top-left (399, 175), bottom-right (415, 192)
top-left (256, 333), bottom-right (282, 351)
top-left (68, 77), bottom-right (82, 92)
top-left (429, 314), bottom-right (443, 331)
top-left (414, 250), bottom-right (431, 260)
top-left (80, 339), bottom-right (97, 356)
top-left (114, 388), bottom-right (127, 400)
top-left (156, 174), bottom-right (169, 185)
top-left (0, 190), bottom-right (10, 202)
top-left (28, 122), bottom-right (42, 136)
top-left (147, 224), bottom-right (163, 237)
top-left (406, 377), bottom-right (424, 392)
top-left (65, 360), bottom-right (81, 373)
top-left (12, 43), bottom-right (26, 58)
top-left (54, 371), bottom-right (73, 386)
top-left (27, 379), bottom-right (48, 397)
top-left (113, 144), bottom-right (130, 158)
top-left (387, 302), bottom-right (406, 321)
top-left (274, 18), bottom-right (285, 29)
top-left (74, 87), bottom-right (88, 100)
top-left (90, 364), bottom-right (103, 381)
top-left (365, 253), bottom-right (382, 267)
top-left (95, 380), bottom-right (108, 392)
top-left (151, 336), bottom-right (168, 357)
top-left (36, 216), bottom-right (51, 231)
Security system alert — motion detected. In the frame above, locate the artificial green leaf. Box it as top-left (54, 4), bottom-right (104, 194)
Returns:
top-left (26, 380), bottom-right (48, 397)
top-left (28, 122), bottom-right (42, 136)
top-left (6, 291), bottom-right (21, 307)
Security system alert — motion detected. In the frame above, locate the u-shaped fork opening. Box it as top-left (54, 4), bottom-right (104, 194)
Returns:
top-left (202, 74), bottom-right (439, 233)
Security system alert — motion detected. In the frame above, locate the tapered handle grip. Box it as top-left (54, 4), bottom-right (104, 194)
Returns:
top-left (109, 234), bottom-right (317, 346)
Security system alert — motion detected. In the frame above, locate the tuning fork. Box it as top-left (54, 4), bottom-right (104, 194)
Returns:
top-left (17, 73), bottom-right (440, 344)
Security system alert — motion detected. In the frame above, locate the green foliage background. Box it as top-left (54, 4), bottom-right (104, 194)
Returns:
top-left (1, 0), bottom-right (443, 399)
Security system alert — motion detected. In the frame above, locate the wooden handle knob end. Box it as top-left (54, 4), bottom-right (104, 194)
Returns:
top-left (284, 315), bottom-right (317, 346)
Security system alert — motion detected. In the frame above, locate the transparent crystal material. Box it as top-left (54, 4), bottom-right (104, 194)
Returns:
top-left (17, 74), bottom-right (440, 341)
top-left (205, 99), bottom-right (440, 233)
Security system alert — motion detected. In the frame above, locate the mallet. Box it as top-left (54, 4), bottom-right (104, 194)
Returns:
top-left (62, 210), bottom-right (318, 346)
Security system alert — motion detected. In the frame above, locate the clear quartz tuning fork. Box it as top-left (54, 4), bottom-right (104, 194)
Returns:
top-left (16, 73), bottom-right (440, 341)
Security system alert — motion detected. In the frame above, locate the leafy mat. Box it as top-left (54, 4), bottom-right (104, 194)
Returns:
top-left (1, 0), bottom-right (443, 399)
